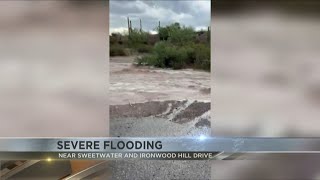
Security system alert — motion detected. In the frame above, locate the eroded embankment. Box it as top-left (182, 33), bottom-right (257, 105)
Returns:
top-left (109, 100), bottom-right (211, 180)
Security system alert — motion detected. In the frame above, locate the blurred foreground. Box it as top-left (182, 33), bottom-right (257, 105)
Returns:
top-left (213, 9), bottom-right (320, 137)
top-left (0, 1), bottom-right (107, 137)
top-left (212, 2), bottom-right (320, 179)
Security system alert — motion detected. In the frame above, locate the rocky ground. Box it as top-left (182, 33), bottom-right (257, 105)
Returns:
top-left (110, 100), bottom-right (211, 180)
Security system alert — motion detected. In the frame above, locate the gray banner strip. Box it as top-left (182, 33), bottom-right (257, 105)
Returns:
top-left (0, 152), bottom-right (218, 160)
top-left (0, 137), bottom-right (320, 152)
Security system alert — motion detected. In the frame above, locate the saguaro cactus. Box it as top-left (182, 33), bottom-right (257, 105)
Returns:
top-left (140, 19), bottom-right (142, 32)
top-left (127, 17), bottom-right (130, 35)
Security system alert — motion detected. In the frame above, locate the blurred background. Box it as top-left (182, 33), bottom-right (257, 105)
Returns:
top-left (212, 1), bottom-right (320, 179)
top-left (213, 0), bottom-right (320, 137)
top-left (0, 1), bottom-right (110, 179)
top-left (0, 1), bottom-right (108, 137)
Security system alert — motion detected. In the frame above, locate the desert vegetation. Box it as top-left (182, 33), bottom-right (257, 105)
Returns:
top-left (110, 22), bottom-right (210, 71)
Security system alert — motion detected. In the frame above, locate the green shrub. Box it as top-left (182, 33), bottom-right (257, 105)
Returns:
top-left (110, 35), bottom-right (118, 45)
top-left (126, 29), bottom-right (154, 54)
top-left (110, 44), bottom-right (127, 56)
top-left (153, 41), bottom-right (180, 68)
top-left (194, 44), bottom-right (210, 71)
top-left (147, 41), bottom-right (188, 69)
top-left (169, 26), bottom-right (195, 45)
top-left (158, 27), bottom-right (169, 41)
top-left (136, 41), bottom-right (210, 71)
top-left (136, 44), bottom-right (153, 53)
top-left (128, 29), bottom-right (148, 47)
top-left (171, 46), bottom-right (189, 69)
top-left (135, 55), bottom-right (157, 66)
top-left (181, 43), bottom-right (196, 65)
top-left (157, 23), bottom-right (195, 45)
top-left (152, 41), bottom-right (169, 67)
top-left (115, 22), bottom-right (211, 71)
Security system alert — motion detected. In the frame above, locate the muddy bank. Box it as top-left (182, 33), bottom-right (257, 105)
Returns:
top-left (110, 100), bottom-right (210, 137)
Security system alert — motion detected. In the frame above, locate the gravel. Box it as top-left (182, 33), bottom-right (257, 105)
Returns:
top-left (110, 100), bottom-right (211, 180)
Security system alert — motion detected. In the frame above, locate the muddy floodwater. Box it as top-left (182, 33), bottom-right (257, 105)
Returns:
top-left (110, 56), bottom-right (210, 105)
top-left (109, 55), bottom-right (211, 136)
top-left (109, 56), bottom-right (211, 179)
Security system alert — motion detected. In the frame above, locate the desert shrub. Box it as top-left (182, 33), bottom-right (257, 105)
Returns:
top-left (128, 29), bottom-right (148, 47)
top-left (157, 23), bottom-right (195, 45)
top-left (207, 29), bottom-right (211, 43)
top-left (136, 42), bottom-right (178, 68)
top-left (136, 44), bottom-right (153, 53)
top-left (126, 29), bottom-right (154, 54)
top-left (135, 54), bottom-right (157, 66)
top-left (158, 26), bottom-right (169, 41)
top-left (136, 41), bottom-right (210, 71)
top-left (138, 41), bottom-right (187, 69)
top-left (194, 43), bottom-right (210, 71)
top-left (169, 26), bottom-right (195, 45)
top-left (109, 23), bottom-right (210, 70)
top-left (147, 34), bottom-right (160, 45)
top-left (181, 42), bottom-right (196, 65)
top-left (110, 44), bottom-right (127, 56)
top-left (110, 34), bottom-right (118, 45)
top-left (153, 41), bottom-right (180, 68)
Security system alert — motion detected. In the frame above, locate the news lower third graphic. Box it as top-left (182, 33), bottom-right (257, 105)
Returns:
top-left (0, 137), bottom-right (320, 160)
